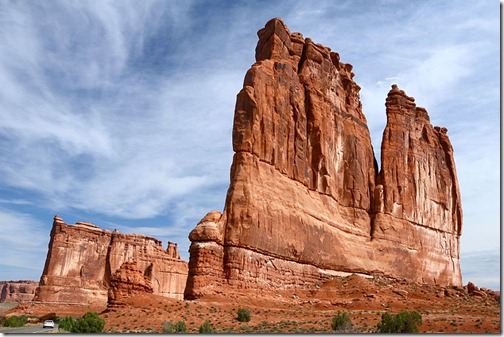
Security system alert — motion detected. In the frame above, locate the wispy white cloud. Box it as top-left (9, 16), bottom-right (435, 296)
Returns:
top-left (0, 0), bottom-right (233, 219)
top-left (0, 208), bottom-right (48, 279)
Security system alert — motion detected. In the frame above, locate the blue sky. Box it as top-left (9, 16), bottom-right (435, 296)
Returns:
top-left (0, 1), bottom-right (500, 290)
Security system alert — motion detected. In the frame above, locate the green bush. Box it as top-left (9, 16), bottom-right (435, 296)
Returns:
top-left (331, 311), bottom-right (352, 331)
top-left (70, 312), bottom-right (105, 333)
top-left (162, 320), bottom-right (187, 333)
top-left (58, 316), bottom-right (76, 331)
top-left (198, 320), bottom-right (215, 334)
top-left (376, 310), bottom-right (422, 333)
top-left (237, 308), bottom-right (251, 322)
top-left (3, 315), bottom-right (27, 327)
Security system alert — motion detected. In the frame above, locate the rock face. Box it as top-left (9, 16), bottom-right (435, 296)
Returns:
top-left (0, 280), bottom-right (38, 302)
top-left (34, 216), bottom-right (187, 306)
top-left (185, 18), bottom-right (462, 299)
top-left (108, 261), bottom-right (153, 308)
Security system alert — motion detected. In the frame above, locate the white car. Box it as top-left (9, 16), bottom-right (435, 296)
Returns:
top-left (43, 320), bottom-right (55, 328)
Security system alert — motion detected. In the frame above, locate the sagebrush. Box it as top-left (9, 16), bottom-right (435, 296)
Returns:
top-left (58, 316), bottom-right (76, 331)
top-left (199, 320), bottom-right (215, 333)
top-left (69, 312), bottom-right (105, 333)
top-left (237, 308), bottom-right (251, 322)
top-left (162, 320), bottom-right (187, 333)
top-left (376, 310), bottom-right (422, 333)
top-left (3, 315), bottom-right (27, 327)
top-left (331, 311), bottom-right (352, 331)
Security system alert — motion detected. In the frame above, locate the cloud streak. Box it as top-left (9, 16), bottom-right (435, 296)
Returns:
top-left (0, 1), bottom-right (236, 219)
top-left (0, 208), bottom-right (49, 280)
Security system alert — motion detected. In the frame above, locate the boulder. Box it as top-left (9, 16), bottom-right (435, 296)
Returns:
top-left (393, 289), bottom-right (409, 297)
top-left (467, 281), bottom-right (477, 295)
top-left (108, 261), bottom-right (153, 308)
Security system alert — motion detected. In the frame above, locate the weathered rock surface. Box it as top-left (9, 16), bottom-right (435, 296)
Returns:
top-left (108, 261), bottom-right (153, 308)
top-left (185, 18), bottom-right (462, 299)
top-left (34, 216), bottom-right (187, 306)
top-left (0, 280), bottom-right (38, 302)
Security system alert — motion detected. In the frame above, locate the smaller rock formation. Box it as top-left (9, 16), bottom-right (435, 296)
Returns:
top-left (108, 261), bottom-right (153, 308)
top-left (167, 241), bottom-right (181, 259)
top-left (465, 282), bottom-right (500, 303)
top-left (0, 280), bottom-right (38, 303)
top-left (185, 211), bottom-right (225, 298)
top-left (467, 281), bottom-right (477, 295)
top-left (34, 216), bottom-right (188, 306)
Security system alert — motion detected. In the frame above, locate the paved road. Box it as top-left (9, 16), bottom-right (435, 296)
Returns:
top-left (0, 324), bottom-right (59, 334)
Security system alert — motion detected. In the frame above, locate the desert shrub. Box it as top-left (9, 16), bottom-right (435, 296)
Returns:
top-left (331, 311), bottom-right (352, 331)
top-left (174, 321), bottom-right (187, 332)
top-left (376, 310), bottom-right (422, 333)
top-left (58, 316), bottom-right (76, 331)
top-left (237, 307), bottom-right (251, 322)
top-left (70, 311), bottom-right (105, 333)
top-left (198, 320), bottom-right (215, 334)
top-left (3, 315), bottom-right (27, 327)
top-left (162, 320), bottom-right (187, 333)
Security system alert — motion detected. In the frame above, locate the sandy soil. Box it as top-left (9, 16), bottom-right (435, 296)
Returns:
top-left (4, 274), bottom-right (500, 333)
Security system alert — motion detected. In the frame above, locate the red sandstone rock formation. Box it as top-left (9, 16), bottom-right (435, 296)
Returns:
top-left (108, 261), bottom-right (153, 308)
top-left (34, 216), bottom-right (187, 306)
top-left (372, 85), bottom-right (462, 284)
top-left (0, 280), bottom-right (38, 303)
top-left (185, 18), bottom-right (462, 299)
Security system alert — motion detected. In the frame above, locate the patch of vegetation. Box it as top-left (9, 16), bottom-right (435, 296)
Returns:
top-left (237, 307), bottom-right (251, 322)
top-left (198, 320), bottom-right (215, 333)
top-left (239, 325), bottom-right (252, 333)
top-left (331, 311), bottom-right (352, 331)
top-left (58, 316), bottom-right (77, 331)
top-left (162, 320), bottom-right (187, 333)
top-left (3, 315), bottom-right (27, 327)
top-left (376, 310), bottom-right (422, 333)
top-left (69, 311), bottom-right (105, 333)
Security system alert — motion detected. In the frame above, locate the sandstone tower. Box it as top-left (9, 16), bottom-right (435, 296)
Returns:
top-left (185, 18), bottom-right (462, 299)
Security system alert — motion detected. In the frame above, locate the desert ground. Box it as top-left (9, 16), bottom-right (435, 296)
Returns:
top-left (2, 274), bottom-right (500, 333)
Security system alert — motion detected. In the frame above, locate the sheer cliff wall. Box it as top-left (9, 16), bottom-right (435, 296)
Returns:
top-left (185, 18), bottom-right (462, 299)
top-left (0, 281), bottom-right (38, 303)
top-left (34, 216), bottom-right (187, 305)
